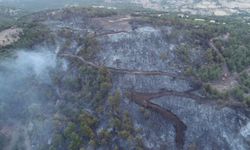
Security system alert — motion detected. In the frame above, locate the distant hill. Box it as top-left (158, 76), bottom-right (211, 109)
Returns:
top-left (0, 6), bottom-right (27, 29)
top-left (105, 0), bottom-right (250, 16)
top-left (0, 6), bottom-right (26, 17)
top-left (0, 0), bottom-right (104, 11)
top-left (0, 0), bottom-right (249, 15)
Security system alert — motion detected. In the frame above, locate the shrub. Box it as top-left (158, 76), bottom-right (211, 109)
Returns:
top-left (98, 129), bottom-right (111, 145)
top-left (118, 130), bottom-right (130, 139)
top-left (80, 124), bottom-right (95, 139)
top-left (64, 122), bottom-right (77, 137)
top-left (184, 67), bottom-right (193, 76)
top-left (123, 112), bottom-right (134, 132)
top-left (78, 36), bottom-right (99, 60)
top-left (135, 136), bottom-right (144, 150)
top-left (68, 132), bottom-right (81, 150)
top-left (109, 91), bottom-right (121, 112)
top-left (64, 77), bottom-right (81, 91)
top-left (239, 73), bottom-right (250, 92)
top-left (78, 112), bottom-right (98, 128)
top-left (51, 133), bottom-right (63, 148)
top-left (176, 45), bottom-right (191, 63)
top-left (110, 117), bottom-right (122, 130)
top-left (159, 52), bottom-right (168, 61)
top-left (100, 82), bottom-right (112, 95)
top-left (140, 107), bottom-right (151, 120)
top-left (231, 87), bottom-right (244, 101)
top-left (245, 96), bottom-right (250, 107)
top-left (88, 139), bottom-right (97, 147)
top-left (195, 64), bottom-right (222, 81)
top-left (205, 48), bottom-right (215, 63)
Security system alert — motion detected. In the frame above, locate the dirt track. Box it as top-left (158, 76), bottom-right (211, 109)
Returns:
top-left (209, 35), bottom-right (230, 77)
top-left (130, 90), bottom-right (208, 103)
top-left (61, 53), bottom-right (202, 85)
top-left (61, 53), bottom-right (208, 149)
top-left (127, 91), bottom-right (188, 149)
top-left (208, 34), bottom-right (240, 92)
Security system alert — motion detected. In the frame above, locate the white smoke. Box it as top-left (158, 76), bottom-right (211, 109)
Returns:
top-left (0, 49), bottom-right (62, 149)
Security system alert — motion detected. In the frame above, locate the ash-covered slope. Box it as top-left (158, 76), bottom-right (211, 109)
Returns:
top-left (1, 7), bottom-right (250, 150)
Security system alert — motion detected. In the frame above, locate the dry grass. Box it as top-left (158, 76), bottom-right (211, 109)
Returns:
top-left (0, 28), bottom-right (23, 48)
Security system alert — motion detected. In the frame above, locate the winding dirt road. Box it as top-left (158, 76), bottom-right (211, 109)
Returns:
top-left (130, 90), bottom-right (208, 103)
top-left (209, 35), bottom-right (230, 77)
top-left (208, 34), bottom-right (240, 92)
top-left (61, 41), bottom-right (250, 148)
top-left (127, 91), bottom-right (188, 149)
top-left (60, 53), bottom-right (202, 85)
top-left (60, 53), bottom-right (208, 149)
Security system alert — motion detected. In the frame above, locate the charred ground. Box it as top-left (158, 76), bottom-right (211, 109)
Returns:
top-left (0, 7), bottom-right (250, 150)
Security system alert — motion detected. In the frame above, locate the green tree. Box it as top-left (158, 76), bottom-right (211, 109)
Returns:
top-left (68, 132), bottom-right (81, 150)
top-left (109, 91), bottom-right (121, 112)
